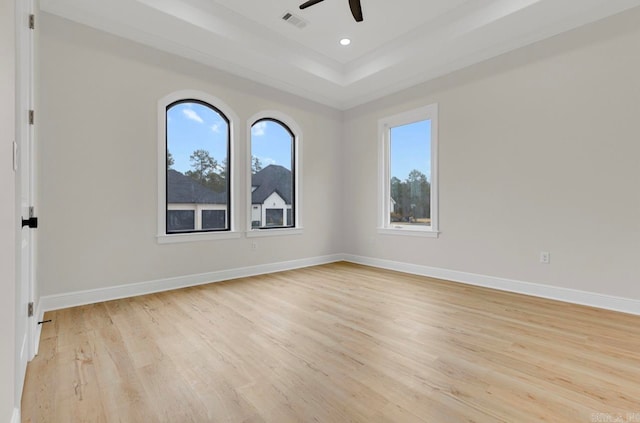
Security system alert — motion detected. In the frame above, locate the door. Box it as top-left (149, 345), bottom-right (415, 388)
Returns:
top-left (15, 0), bottom-right (35, 403)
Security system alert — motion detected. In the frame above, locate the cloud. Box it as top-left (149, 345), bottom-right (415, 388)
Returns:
top-left (252, 121), bottom-right (267, 137)
top-left (259, 157), bottom-right (276, 166)
top-left (211, 124), bottom-right (220, 133)
top-left (183, 108), bottom-right (203, 124)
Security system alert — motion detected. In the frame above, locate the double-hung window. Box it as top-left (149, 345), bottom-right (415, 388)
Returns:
top-left (379, 104), bottom-right (439, 237)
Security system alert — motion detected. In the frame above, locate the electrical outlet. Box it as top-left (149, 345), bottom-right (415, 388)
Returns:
top-left (251, 242), bottom-right (257, 251)
top-left (540, 251), bottom-right (550, 264)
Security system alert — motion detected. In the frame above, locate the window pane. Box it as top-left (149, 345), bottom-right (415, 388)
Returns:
top-left (167, 210), bottom-right (195, 232)
top-left (265, 209), bottom-right (284, 226)
top-left (202, 210), bottom-right (226, 230)
top-left (389, 120), bottom-right (431, 227)
top-left (166, 101), bottom-right (229, 233)
top-left (251, 119), bottom-right (295, 229)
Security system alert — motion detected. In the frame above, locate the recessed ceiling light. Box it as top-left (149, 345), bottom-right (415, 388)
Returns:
top-left (339, 38), bottom-right (351, 46)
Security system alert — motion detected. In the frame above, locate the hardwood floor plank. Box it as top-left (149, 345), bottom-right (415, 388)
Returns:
top-left (22, 262), bottom-right (640, 422)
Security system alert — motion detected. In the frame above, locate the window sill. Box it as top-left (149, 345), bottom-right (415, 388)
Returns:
top-left (377, 227), bottom-right (440, 238)
top-left (157, 231), bottom-right (242, 244)
top-left (246, 227), bottom-right (303, 238)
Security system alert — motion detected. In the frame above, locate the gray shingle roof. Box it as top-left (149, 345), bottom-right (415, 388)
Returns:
top-left (167, 165), bottom-right (291, 205)
top-left (251, 165), bottom-right (292, 205)
top-left (167, 169), bottom-right (228, 204)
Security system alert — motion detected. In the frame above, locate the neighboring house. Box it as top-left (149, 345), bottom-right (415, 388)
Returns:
top-left (251, 165), bottom-right (293, 228)
top-left (167, 164), bottom-right (293, 231)
top-left (167, 169), bottom-right (227, 231)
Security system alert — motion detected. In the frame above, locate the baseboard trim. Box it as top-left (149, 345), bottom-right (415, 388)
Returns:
top-left (343, 254), bottom-right (640, 316)
top-left (38, 253), bottom-right (640, 316)
top-left (39, 254), bottom-right (343, 312)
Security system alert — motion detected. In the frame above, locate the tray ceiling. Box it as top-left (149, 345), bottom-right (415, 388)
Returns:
top-left (40, 0), bottom-right (640, 110)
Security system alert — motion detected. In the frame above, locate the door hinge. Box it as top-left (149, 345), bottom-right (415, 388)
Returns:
top-left (13, 141), bottom-right (18, 172)
top-left (29, 14), bottom-right (35, 30)
top-left (29, 110), bottom-right (34, 125)
top-left (28, 302), bottom-right (34, 317)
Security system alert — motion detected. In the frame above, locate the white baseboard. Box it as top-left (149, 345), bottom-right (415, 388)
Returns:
top-left (39, 254), bottom-right (344, 312)
top-left (11, 408), bottom-right (20, 423)
top-left (38, 252), bottom-right (640, 317)
top-left (343, 254), bottom-right (640, 316)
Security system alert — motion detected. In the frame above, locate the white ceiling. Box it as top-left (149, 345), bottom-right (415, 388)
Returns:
top-left (40, 0), bottom-right (640, 110)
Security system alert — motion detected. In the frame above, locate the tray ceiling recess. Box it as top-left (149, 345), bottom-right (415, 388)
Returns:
top-left (40, 0), bottom-right (640, 110)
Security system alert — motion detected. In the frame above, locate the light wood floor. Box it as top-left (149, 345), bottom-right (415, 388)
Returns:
top-left (22, 262), bottom-right (640, 422)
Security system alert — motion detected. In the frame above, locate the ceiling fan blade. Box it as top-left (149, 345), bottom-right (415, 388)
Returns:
top-left (299, 0), bottom-right (325, 10)
top-left (349, 0), bottom-right (363, 22)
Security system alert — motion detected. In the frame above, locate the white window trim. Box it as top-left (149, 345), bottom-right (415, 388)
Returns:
top-left (246, 110), bottom-right (303, 237)
top-left (157, 90), bottom-right (241, 244)
top-left (378, 103), bottom-right (439, 238)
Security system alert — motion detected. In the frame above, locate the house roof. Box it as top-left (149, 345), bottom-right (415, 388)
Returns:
top-left (167, 169), bottom-right (228, 204)
top-left (252, 165), bottom-right (292, 205)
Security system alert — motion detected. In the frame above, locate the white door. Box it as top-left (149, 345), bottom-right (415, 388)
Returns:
top-left (15, 0), bottom-right (36, 403)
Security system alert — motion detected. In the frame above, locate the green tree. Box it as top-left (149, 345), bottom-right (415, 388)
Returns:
top-left (167, 151), bottom-right (175, 169)
top-left (252, 156), bottom-right (263, 174)
top-left (185, 149), bottom-right (218, 186)
top-left (218, 157), bottom-right (228, 178)
top-left (209, 157), bottom-right (228, 193)
top-left (406, 169), bottom-right (430, 219)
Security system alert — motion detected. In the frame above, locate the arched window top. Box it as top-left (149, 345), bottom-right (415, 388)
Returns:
top-left (252, 117), bottom-right (294, 138)
top-left (248, 110), bottom-right (302, 139)
top-left (159, 90), bottom-right (239, 127)
top-left (167, 99), bottom-right (230, 125)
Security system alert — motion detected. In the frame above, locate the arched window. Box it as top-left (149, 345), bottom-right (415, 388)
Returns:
top-left (249, 117), bottom-right (298, 230)
top-left (159, 93), bottom-right (234, 239)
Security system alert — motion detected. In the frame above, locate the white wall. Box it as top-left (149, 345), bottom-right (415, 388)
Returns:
top-left (37, 8), bottom-right (640, 306)
top-left (37, 14), bottom-right (343, 296)
top-left (343, 8), bottom-right (640, 300)
top-left (0, 0), bottom-right (17, 420)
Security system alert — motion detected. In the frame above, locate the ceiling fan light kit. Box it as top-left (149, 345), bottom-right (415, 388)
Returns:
top-left (299, 0), bottom-right (364, 22)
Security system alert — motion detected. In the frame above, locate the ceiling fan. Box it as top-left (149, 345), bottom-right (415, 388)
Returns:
top-left (299, 0), bottom-right (363, 22)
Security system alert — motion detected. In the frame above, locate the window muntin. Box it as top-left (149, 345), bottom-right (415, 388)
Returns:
top-left (380, 104), bottom-right (438, 235)
top-left (250, 118), bottom-right (295, 230)
top-left (166, 100), bottom-right (230, 234)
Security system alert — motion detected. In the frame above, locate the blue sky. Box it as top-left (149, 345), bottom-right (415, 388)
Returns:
top-left (390, 119), bottom-right (432, 181)
top-left (250, 120), bottom-right (292, 170)
top-left (167, 102), bottom-right (427, 179)
top-left (167, 103), bottom-right (292, 172)
top-left (167, 102), bottom-right (228, 173)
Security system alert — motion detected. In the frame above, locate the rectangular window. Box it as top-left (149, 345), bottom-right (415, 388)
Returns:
top-left (379, 104), bottom-right (438, 236)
